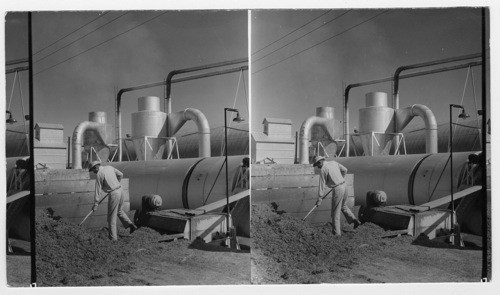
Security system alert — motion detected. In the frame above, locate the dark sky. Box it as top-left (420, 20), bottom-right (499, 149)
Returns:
top-left (5, 10), bottom-right (248, 139)
top-left (251, 8), bottom-right (486, 136)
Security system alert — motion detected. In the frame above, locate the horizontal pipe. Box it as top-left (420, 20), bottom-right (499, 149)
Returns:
top-left (6, 66), bottom-right (29, 74)
top-left (116, 60), bottom-right (247, 161)
top-left (166, 58), bottom-right (248, 101)
top-left (393, 53), bottom-right (481, 109)
top-left (6, 58), bottom-right (29, 66)
top-left (343, 60), bottom-right (482, 157)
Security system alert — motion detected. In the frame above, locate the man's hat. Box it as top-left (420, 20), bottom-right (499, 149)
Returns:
top-left (89, 161), bottom-right (101, 170)
top-left (312, 156), bottom-right (325, 167)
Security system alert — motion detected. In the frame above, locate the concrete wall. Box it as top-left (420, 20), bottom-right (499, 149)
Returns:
top-left (254, 142), bottom-right (295, 164)
top-left (252, 163), bottom-right (354, 226)
top-left (35, 169), bottom-right (131, 228)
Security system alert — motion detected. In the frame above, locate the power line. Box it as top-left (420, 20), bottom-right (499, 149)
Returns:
top-left (35, 12), bottom-right (129, 64)
top-left (35, 12), bottom-right (167, 76)
top-left (254, 10), bottom-right (352, 64)
top-left (252, 10), bottom-right (332, 56)
top-left (252, 10), bottom-right (351, 64)
top-left (33, 12), bottom-right (109, 56)
top-left (253, 10), bottom-right (390, 75)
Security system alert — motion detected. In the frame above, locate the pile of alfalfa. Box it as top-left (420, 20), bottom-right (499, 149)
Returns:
top-left (35, 209), bottom-right (165, 286)
top-left (251, 203), bottom-right (403, 284)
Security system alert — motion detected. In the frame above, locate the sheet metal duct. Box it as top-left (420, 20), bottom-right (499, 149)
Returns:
top-left (395, 104), bottom-right (438, 154)
top-left (105, 155), bottom-right (246, 211)
top-left (168, 108), bottom-right (211, 158)
top-left (131, 96), bottom-right (167, 160)
top-left (72, 112), bottom-right (109, 169)
top-left (358, 92), bottom-right (395, 156)
top-left (298, 107), bottom-right (335, 164)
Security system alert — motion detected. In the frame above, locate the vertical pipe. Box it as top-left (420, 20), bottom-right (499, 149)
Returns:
top-left (67, 136), bottom-right (71, 169)
top-left (344, 87), bottom-right (350, 157)
top-left (117, 90), bottom-right (123, 162)
top-left (449, 106), bottom-right (455, 234)
top-left (224, 109), bottom-right (229, 234)
top-left (294, 131), bottom-right (298, 163)
top-left (481, 7), bottom-right (488, 280)
top-left (28, 11), bottom-right (36, 286)
top-left (164, 79), bottom-right (172, 156)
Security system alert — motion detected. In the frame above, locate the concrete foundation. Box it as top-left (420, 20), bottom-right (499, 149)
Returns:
top-left (366, 205), bottom-right (453, 239)
top-left (144, 209), bottom-right (228, 242)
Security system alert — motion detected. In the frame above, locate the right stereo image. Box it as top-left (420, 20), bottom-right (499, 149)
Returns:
top-left (250, 8), bottom-right (490, 284)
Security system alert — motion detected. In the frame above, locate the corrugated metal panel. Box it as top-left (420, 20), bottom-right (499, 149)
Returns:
top-left (251, 131), bottom-right (294, 143)
top-left (348, 119), bottom-right (482, 155)
top-left (403, 120), bottom-right (481, 154)
top-left (34, 123), bottom-right (64, 130)
top-left (177, 123), bottom-right (249, 158)
top-left (120, 123), bottom-right (249, 160)
top-left (262, 118), bottom-right (292, 125)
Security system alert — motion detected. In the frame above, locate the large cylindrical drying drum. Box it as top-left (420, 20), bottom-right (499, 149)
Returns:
top-left (131, 96), bottom-right (167, 160)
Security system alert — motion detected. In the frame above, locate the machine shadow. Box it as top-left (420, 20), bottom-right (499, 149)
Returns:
top-left (188, 238), bottom-right (250, 253)
top-left (411, 234), bottom-right (482, 251)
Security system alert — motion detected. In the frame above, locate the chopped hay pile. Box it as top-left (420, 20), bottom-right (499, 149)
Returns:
top-left (251, 203), bottom-right (409, 284)
top-left (35, 209), bottom-right (175, 286)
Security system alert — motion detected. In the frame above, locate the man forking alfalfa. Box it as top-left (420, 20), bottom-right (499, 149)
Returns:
top-left (313, 156), bottom-right (361, 235)
top-left (89, 161), bottom-right (137, 240)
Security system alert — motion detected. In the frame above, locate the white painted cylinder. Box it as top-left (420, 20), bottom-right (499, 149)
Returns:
top-left (311, 107), bottom-right (337, 159)
top-left (106, 155), bottom-right (246, 211)
top-left (132, 96), bottom-right (167, 160)
top-left (138, 96), bottom-right (161, 111)
top-left (316, 106), bottom-right (334, 119)
top-left (359, 107), bottom-right (394, 134)
top-left (335, 152), bottom-right (471, 206)
top-left (359, 92), bottom-right (394, 156)
top-left (89, 111), bottom-right (107, 124)
top-left (366, 92), bottom-right (389, 107)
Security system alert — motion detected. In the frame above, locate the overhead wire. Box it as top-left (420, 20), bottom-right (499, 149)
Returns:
top-left (253, 10), bottom-right (390, 75)
top-left (252, 10), bottom-right (352, 64)
top-left (470, 68), bottom-right (479, 128)
top-left (34, 12), bottom-right (168, 76)
top-left (252, 10), bottom-right (332, 56)
top-left (17, 72), bottom-right (27, 132)
top-left (453, 65), bottom-right (471, 138)
top-left (35, 12), bottom-right (129, 64)
top-left (33, 12), bottom-right (109, 56)
top-left (7, 70), bottom-right (18, 110)
top-left (242, 70), bottom-right (248, 114)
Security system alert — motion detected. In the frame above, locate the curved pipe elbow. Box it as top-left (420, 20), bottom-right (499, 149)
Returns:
top-left (72, 122), bottom-right (108, 169)
top-left (183, 108), bottom-right (211, 158)
top-left (298, 116), bottom-right (331, 164)
top-left (410, 104), bottom-right (438, 154)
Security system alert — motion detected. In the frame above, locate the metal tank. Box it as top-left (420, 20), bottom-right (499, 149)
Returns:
top-left (335, 152), bottom-right (472, 206)
top-left (312, 107), bottom-right (335, 140)
top-left (298, 106), bottom-right (336, 163)
top-left (104, 155), bottom-right (246, 211)
top-left (358, 92), bottom-right (395, 156)
top-left (84, 111), bottom-right (110, 162)
top-left (5, 124), bottom-right (29, 158)
top-left (131, 96), bottom-right (167, 160)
